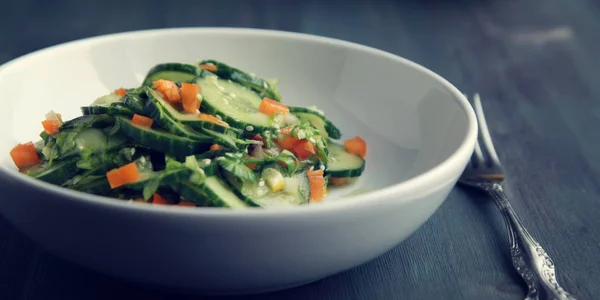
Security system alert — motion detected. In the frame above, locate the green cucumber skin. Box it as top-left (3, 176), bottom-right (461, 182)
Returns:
top-left (195, 77), bottom-right (271, 133)
top-left (143, 90), bottom-right (208, 141)
top-left (30, 159), bottom-right (79, 185)
top-left (175, 178), bottom-right (253, 208)
top-left (60, 115), bottom-right (115, 131)
top-left (125, 168), bottom-right (193, 191)
top-left (181, 119), bottom-right (242, 138)
top-left (144, 88), bottom-right (239, 149)
top-left (81, 104), bottom-right (133, 118)
top-left (199, 59), bottom-right (281, 101)
top-left (198, 99), bottom-right (267, 132)
top-left (325, 142), bottom-right (365, 178)
top-left (142, 63), bottom-right (203, 86)
top-left (221, 165), bottom-right (309, 207)
top-left (122, 94), bottom-right (147, 115)
top-left (326, 165), bottom-right (365, 178)
top-left (115, 116), bottom-right (212, 157)
top-left (288, 106), bottom-right (342, 139)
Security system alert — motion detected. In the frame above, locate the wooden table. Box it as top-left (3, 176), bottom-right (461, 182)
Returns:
top-left (0, 0), bottom-right (598, 299)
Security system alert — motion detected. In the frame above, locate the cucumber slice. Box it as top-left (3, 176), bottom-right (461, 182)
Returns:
top-left (28, 158), bottom-right (79, 185)
top-left (326, 142), bottom-right (365, 178)
top-left (125, 167), bottom-right (194, 199)
top-left (196, 75), bottom-right (280, 133)
top-left (289, 106), bottom-right (341, 139)
top-left (144, 89), bottom-right (239, 149)
top-left (64, 172), bottom-right (111, 195)
top-left (142, 63), bottom-right (204, 86)
top-left (122, 94), bottom-right (147, 115)
top-left (60, 115), bottom-right (114, 131)
top-left (115, 116), bottom-right (212, 157)
top-left (92, 93), bottom-right (122, 106)
top-left (176, 177), bottom-right (252, 208)
top-left (145, 87), bottom-right (241, 137)
top-left (222, 164), bottom-right (309, 207)
top-left (81, 103), bottom-right (133, 117)
top-left (199, 59), bottom-right (281, 101)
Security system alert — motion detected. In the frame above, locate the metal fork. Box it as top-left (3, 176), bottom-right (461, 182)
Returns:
top-left (458, 94), bottom-right (577, 300)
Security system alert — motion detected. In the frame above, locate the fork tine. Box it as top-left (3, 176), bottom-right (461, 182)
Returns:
top-left (473, 93), bottom-right (501, 166)
top-left (473, 140), bottom-right (485, 167)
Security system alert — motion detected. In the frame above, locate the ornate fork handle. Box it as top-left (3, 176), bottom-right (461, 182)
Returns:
top-left (483, 183), bottom-right (577, 300)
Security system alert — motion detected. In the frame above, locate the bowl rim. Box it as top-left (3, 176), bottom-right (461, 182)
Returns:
top-left (0, 27), bottom-right (477, 217)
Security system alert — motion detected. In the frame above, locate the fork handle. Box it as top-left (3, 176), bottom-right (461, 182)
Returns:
top-left (487, 183), bottom-right (577, 300)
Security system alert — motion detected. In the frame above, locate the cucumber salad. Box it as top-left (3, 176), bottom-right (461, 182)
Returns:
top-left (9, 60), bottom-right (367, 208)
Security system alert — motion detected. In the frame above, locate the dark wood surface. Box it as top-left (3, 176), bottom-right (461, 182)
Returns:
top-left (1, 0), bottom-right (598, 299)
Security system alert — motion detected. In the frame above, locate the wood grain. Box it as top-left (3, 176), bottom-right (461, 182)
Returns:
top-left (0, 0), bottom-right (598, 299)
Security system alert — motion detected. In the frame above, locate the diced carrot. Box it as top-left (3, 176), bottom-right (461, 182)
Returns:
top-left (131, 114), bottom-right (154, 128)
top-left (308, 174), bottom-right (325, 203)
top-left (293, 139), bottom-right (315, 160)
top-left (259, 97), bottom-right (289, 116)
top-left (275, 127), bottom-right (299, 150)
top-left (153, 79), bottom-right (181, 103)
top-left (307, 169), bottom-right (324, 177)
top-left (153, 193), bottom-right (173, 205)
top-left (329, 177), bottom-right (349, 185)
top-left (181, 83), bottom-right (201, 114)
top-left (199, 63), bottom-right (217, 72)
top-left (106, 162), bottom-right (140, 189)
top-left (9, 142), bottom-right (40, 169)
top-left (210, 144), bottom-right (224, 151)
top-left (133, 198), bottom-right (147, 203)
top-left (246, 163), bottom-right (257, 170)
top-left (41, 119), bottom-right (61, 135)
top-left (198, 113), bottom-right (229, 127)
top-left (119, 162), bottom-right (140, 184)
top-left (344, 136), bottom-right (367, 158)
top-left (178, 201), bottom-right (196, 207)
top-left (106, 169), bottom-right (125, 189)
top-left (114, 88), bottom-right (127, 98)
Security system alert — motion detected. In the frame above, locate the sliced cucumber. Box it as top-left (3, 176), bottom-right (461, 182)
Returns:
top-left (60, 115), bottom-right (114, 131)
top-left (176, 177), bottom-right (251, 208)
top-left (122, 94), bottom-right (147, 115)
top-left (125, 167), bottom-right (193, 195)
top-left (142, 63), bottom-right (203, 86)
top-left (196, 76), bottom-right (279, 133)
top-left (28, 158), bottom-right (79, 185)
top-left (289, 106), bottom-right (341, 139)
top-left (326, 141), bottom-right (365, 178)
top-left (62, 171), bottom-right (111, 195)
top-left (144, 89), bottom-right (239, 149)
top-left (145, 87), bottom-right (242, 138)
top-left (92, 92), bottom-right (122, 106)
top-left (199, 59), bottom-right (281, 101)
top-left (115, 116), bottom-right (212, 157)
top-left (81, 103), bottom-right (133, 117)
top-left (222, 164), bottom-right (309, 207)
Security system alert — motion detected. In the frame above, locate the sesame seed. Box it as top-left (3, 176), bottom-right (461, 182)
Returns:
top-left (245, 125), bottom-right (254, 131)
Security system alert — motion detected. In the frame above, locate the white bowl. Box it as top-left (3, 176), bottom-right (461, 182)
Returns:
top-left (0, 28), bottom-right (476, 294)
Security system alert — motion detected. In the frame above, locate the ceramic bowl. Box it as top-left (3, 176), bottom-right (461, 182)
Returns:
top-left (0, 28), bottom-right (477, 294)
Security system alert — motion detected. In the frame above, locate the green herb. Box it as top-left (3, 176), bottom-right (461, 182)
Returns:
top-left (218, 156), bottom-right (257, 182)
